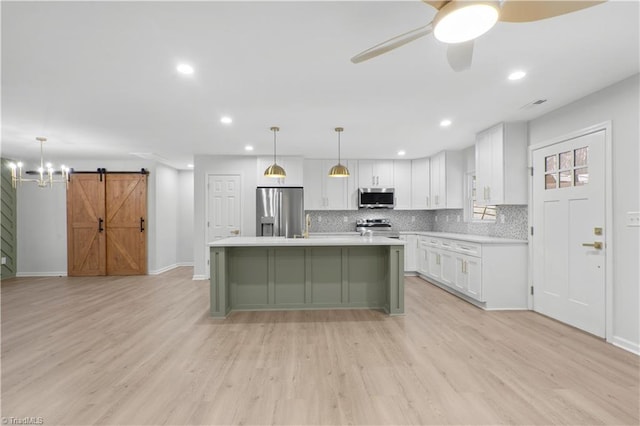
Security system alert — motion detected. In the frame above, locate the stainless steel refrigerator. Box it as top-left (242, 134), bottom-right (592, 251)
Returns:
top-left (256, 187), bottom-right (304, 238)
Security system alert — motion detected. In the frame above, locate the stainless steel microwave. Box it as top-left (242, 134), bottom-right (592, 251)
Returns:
top-left (358, 187), bottom-right (395, 209)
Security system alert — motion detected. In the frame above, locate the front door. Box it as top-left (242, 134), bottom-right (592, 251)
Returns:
top-left (532, 129), bottom-right (606, 337)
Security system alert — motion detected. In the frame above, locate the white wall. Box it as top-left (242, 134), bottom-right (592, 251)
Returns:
top-left (16, 182), bottom-right (67, 275)
top-left (152, 164), bottom-right (178, 274)
top-left (177, 170), bottom-right (194, 265)
top-left (528, 73), bottom-right (640, 353)
top-left (193, 155), bottom-right (257, 279)
top-left (14, 159), bottom-right (187, 276)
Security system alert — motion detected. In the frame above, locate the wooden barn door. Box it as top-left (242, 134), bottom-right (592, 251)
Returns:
top-left (67, 173), bottom-right (106, 276)
top-left (105, 174), bottom-right (147, 275)
top-left (67, 171), bottom-right (147, 276)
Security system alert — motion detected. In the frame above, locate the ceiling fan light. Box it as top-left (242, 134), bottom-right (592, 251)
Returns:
top-left (434, 1), bottom-right (500, 44)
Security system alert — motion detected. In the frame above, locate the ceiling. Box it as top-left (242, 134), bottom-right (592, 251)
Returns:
top-left (2, 1), bottom-right (639, 170)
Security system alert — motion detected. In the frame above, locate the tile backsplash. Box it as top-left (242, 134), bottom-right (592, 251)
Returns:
top-left (431, 205), bottom-right (528, 240)
top-left (306, 205), bottom-right (528, 240)
top-left (306, 210), bottom-right (433, 233)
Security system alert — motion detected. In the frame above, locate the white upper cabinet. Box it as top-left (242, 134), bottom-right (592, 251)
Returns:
top-left (411, 157), bottom-right (430, 209)
top-left (257, 156), bottom-right (304, 187)
top-left (358, 160), bottom-right (394, 188)
top-left (393, 160), bottom-right (412, 209)
top-left (475, 122), bottom-right (528, 205)
top-left (303, 159), bottom-right (355, 210)
top-left (430, 150), bottom-right (464, 209)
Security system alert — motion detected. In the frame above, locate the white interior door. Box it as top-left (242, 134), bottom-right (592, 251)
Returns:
top-left (532, 130), bottom-right (606, 337)
top-left (208, 175), bottom-right (242, 242)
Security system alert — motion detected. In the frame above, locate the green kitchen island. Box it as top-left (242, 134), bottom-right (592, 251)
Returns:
top-left (208, 236), bottom-right (405, 317)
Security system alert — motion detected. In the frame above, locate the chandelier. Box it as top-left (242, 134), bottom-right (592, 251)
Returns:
top-left (9, 137), bottom-right (70, 189)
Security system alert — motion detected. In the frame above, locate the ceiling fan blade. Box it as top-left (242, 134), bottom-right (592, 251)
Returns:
top-left (446, 40), bottom-right (474, 72)
top-left (499, 0), bottom-right (606, 23)
top-left (422, 0), bottom-right (449, 10)
top-left (351, 23), bottom-right (433, 64)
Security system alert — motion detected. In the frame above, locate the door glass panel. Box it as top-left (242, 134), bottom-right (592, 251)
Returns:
top-left (559, 170), bottom-right (572, 188)
top-left (574, 167), bottom-right (589, 186)
top-left (559, 151), bottom-right (572, 169)
top-left (545, 155), bottom-right (557, 172)
top-left (545, 173), bottom-right (557, 190)
top-left (574, 147), bottom-right (588, 167)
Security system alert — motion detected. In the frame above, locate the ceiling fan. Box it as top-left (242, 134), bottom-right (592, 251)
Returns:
top-left (351, 0), bottom-right (605, 71)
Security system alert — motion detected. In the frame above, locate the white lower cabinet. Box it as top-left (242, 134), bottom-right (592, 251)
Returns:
top-left (417, 234), bottom-right (527, 309)
top-left (400, 234), bottom-right (418, 272)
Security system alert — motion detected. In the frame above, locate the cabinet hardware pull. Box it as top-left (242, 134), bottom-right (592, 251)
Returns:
top-left (140, 217), bottom-right (145, 232)
top-left (98, 218), bottom-right (104, 232)
top-left (426, 196), bottom-right (429, 207)
top-left (582, 241), bottom-right (602, 250)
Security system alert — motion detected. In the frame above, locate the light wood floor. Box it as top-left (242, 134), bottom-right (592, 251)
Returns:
top-left (2, 268), bottom-right (638, 425)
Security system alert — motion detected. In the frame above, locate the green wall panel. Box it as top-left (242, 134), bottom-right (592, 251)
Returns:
top-left (1, 158), bottom-right (18, 279)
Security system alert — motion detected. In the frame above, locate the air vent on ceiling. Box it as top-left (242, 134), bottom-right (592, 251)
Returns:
top-left (520, 99), bottom-right (548, 110)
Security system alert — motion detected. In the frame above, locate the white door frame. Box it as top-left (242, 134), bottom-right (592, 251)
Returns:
top-left (204, 173), bottom-right (243, 279)
top-left (528, 121), bottom-right (613, 340)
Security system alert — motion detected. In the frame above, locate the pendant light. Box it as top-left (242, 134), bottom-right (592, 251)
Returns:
top-left (328, 127), bottom-right (350, 177)
top-left (264, 126), bottom-right (286, 178)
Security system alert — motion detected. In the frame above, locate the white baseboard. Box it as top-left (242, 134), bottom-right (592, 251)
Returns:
top-left (16, 272), bottom-right (68, 277)
top-left (149, 262), bottom-right (194, 275)
top-left (610, 335), bottom-right (640, 355)
top-left (192, 274), bottom-right (208, 280)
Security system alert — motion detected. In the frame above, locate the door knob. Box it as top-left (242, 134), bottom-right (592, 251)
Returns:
top-left (582, 241), bottom-right (603, 249)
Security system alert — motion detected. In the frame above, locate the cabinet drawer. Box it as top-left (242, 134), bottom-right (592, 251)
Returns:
top-left (454, 242), bottom-right (482, 257)
top-left (421, 237), bottom-right (441, 247)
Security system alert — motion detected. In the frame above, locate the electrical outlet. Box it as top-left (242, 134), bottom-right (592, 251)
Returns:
top-left (446, 215), bottom-right (449, 222)
top-left (1, 257), bottom-right (6, 265)
top-left (456, 215), bottom-right (460, 222)
top-left (435, 216), bottom-right (438, 222)
top-left (500, 214), bottom-right (506, 224)
top-left (627, 212), bottom-right (640, 227)
top-left (318, 216), bottom-right (322, 222)
top-left (343, 216), bottom-right (348, 223)
top-left (411, 216), bottom-right (415, 223)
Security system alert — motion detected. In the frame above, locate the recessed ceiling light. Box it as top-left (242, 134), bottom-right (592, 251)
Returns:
top-left (245, 145), bottom-right (254, 151)
top-left (397, 150), bottom-right (406, 156)
top-left (508, 70), bottom-right (527, 81)
top-left (177, 63), bottom-right (194, 75)
top-left (220, 116), bottom-right (233, 124)
top-left (187, 164), bottom-right (194, 168)
top-left (440, 119), bottom-right (452, 127)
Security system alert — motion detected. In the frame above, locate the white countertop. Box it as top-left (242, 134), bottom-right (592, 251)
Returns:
top-left (399, 231), bottom-right (527, 245)
top-left (209, 236), bottom-right (405, 247)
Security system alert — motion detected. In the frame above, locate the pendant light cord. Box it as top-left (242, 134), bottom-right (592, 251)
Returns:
top-left (271, 126), bottom-right (279, 164)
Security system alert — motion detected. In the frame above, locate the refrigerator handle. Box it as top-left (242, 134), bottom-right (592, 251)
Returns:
top-left (278, 190), bottom-right (283, 236)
